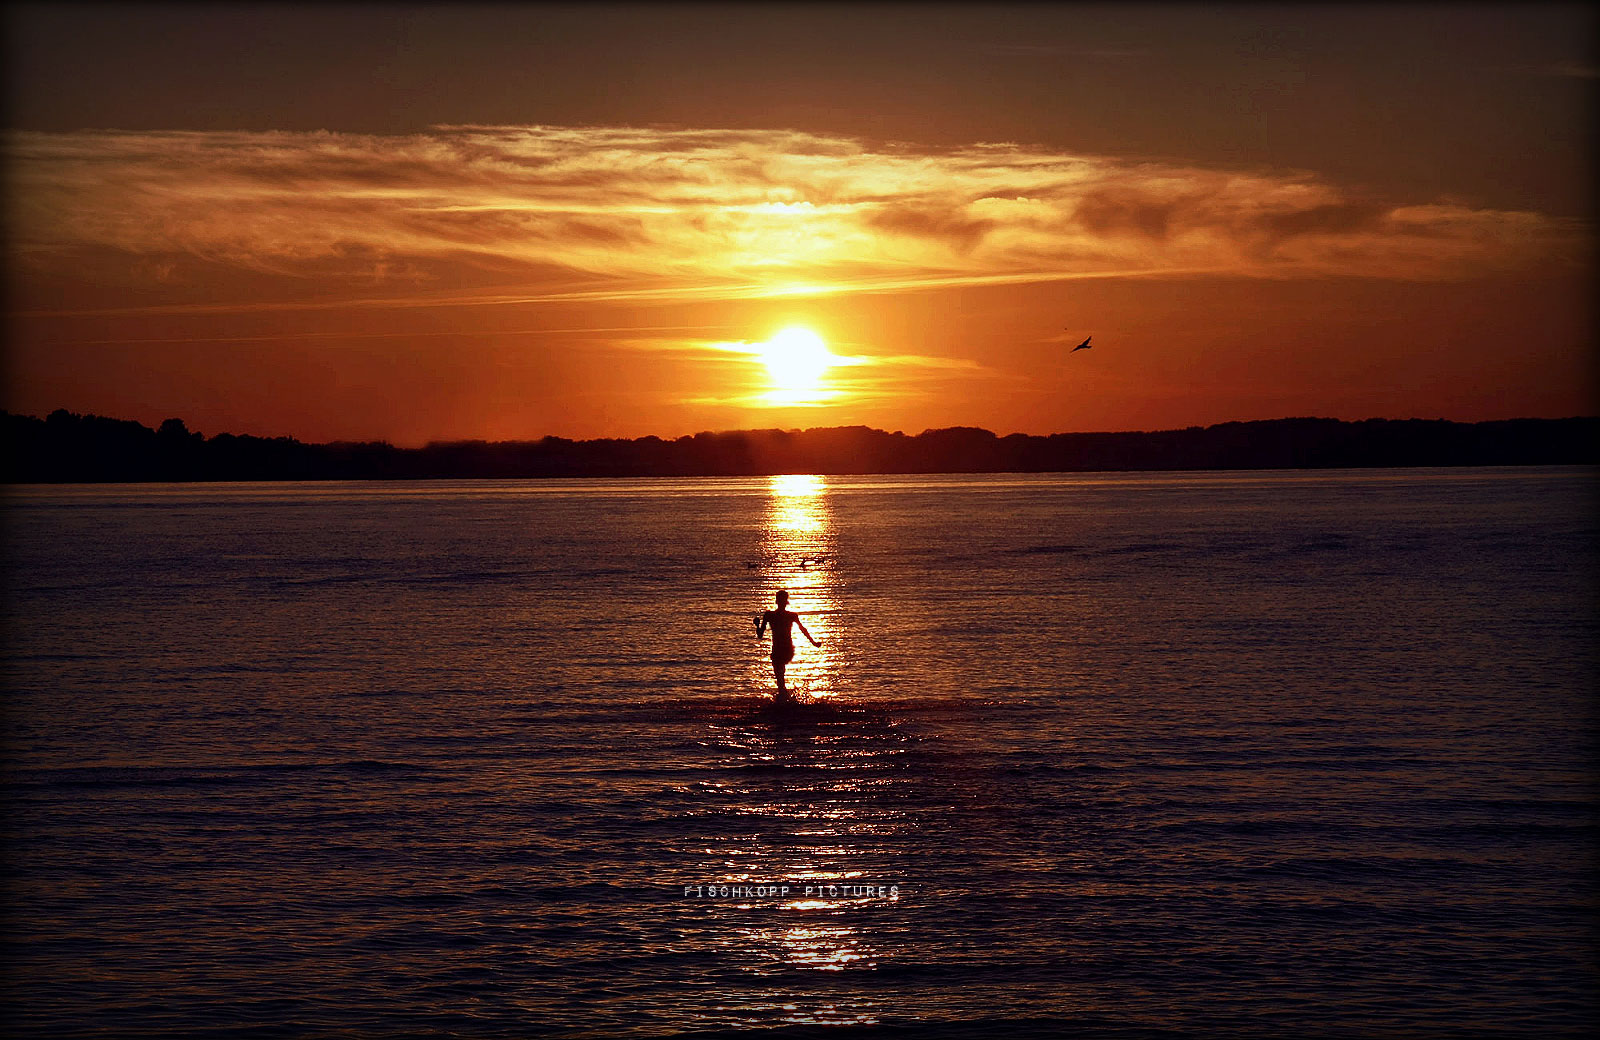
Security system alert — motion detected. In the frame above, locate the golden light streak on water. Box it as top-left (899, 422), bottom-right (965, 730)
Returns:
top-left (754, 474), bottom-right (840, 700)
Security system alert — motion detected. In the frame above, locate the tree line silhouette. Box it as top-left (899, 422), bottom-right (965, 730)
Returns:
top-left (2, 408), bottom-right (1593, 483)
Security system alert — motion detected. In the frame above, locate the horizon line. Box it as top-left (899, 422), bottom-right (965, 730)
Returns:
top-left (9, 407), bottom-right (1595, 451)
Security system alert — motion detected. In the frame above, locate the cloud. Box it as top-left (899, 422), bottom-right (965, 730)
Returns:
top-left (1542, 59), bottom-right (1599, 79)
top-left (668, 335), bottom-right (989, 409)
top-left (978, 43), bottom-right (1151, 59)
top-left (6, 124), bottom-right (1586, 315)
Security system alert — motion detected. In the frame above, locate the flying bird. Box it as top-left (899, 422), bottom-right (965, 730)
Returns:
top-left (1069, 334), bottom-right (1092, 353)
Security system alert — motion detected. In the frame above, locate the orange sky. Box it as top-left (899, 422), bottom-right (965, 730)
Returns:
top-left (4, 5), bottom-right (1594, 444)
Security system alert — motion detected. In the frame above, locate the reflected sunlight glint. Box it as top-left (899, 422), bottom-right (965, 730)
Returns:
top-left (757, 474), bottom-right (838, 699)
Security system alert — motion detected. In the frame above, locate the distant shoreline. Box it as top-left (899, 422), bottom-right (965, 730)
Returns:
top-left (3, 409), bottom-right (1595, 483)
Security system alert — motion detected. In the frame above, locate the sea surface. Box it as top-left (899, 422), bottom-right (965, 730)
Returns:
top-left (2, 468), bottom-right (1596, 1038)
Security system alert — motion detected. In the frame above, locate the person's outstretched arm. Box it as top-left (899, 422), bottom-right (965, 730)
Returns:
top-left (756, 612), bottom-right (768, 638)
top-left (796, 618), bottom-right (820, 646)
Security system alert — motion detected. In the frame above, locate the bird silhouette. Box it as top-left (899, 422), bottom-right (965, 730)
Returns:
top-left (1069, 334), bottom-right (1092, 352)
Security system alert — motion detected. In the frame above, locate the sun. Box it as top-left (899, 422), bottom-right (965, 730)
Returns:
top-left (758, 326), bottom-right (835, 403)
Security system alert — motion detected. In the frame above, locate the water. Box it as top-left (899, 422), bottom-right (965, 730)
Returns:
top-left (2, 468), bottom-right (1595, 1038)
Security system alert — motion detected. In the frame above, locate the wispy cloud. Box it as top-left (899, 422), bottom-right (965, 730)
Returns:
top-left (660, 336), bottom-right (987, 409)
top-left (1543, 59), bottom-right (1599, 79)
top-left (978, 43), bottom-right (1151, 59)
top-left (7, 124), bottom-right (1585, 317)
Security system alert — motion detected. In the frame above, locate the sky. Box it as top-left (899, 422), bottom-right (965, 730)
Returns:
top-left (3, 2), bottom-right (1595, 445)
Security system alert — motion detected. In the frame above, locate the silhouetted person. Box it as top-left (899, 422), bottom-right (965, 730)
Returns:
top-left (755, 589), bottom-right (819, 702)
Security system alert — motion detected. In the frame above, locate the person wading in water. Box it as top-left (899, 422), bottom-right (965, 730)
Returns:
top-left (755, 589), bottom-right (820, 702)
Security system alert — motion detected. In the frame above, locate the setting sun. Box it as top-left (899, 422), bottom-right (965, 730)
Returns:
top-left (758, 327), bottom-right (836, 404)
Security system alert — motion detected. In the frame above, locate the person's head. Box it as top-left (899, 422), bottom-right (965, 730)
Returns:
top-left (775, 590), bottom-right (789, 608)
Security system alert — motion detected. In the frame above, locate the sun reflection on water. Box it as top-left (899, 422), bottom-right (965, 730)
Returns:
top-left (756, 474), bottom-right (840, 700)
top-left (691, 473), bottom-right (911, 1028)
top-left (741, 921), bottom-right (877, 972)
